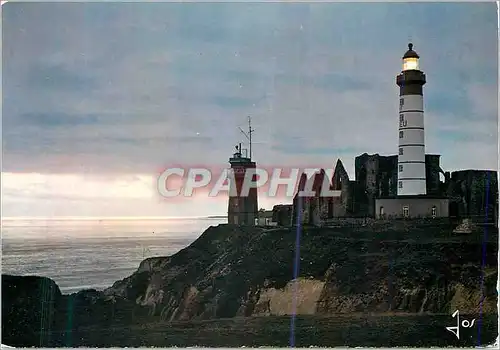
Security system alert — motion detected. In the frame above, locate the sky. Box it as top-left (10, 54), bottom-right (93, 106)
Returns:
top-left (2, 2), bottom-right (498, 218)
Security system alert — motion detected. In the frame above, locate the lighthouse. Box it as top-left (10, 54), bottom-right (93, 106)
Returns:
top-left (375, 43), bottom-right (449, 219)
top-left (227, 118), bottom-right (258, 226)
top-left (396, 43), bottom-right (427, 196)
top-left (227, 144), bottom-right (258, 225)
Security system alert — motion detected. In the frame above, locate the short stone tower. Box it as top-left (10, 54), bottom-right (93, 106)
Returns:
top-left (227, 143), bottom-right (258, 225)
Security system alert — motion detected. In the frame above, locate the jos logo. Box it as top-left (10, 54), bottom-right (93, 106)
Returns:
top-left (445, 310), bottom-right (476, 340)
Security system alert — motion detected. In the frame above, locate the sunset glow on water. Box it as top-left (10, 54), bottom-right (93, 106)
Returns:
top-left (2, 217), bottom-right (226, 293)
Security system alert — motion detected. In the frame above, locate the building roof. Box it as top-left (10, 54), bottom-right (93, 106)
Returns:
top-left (452, 169), bottom-right (497, 174)
top-left (259, 210), bottom-right (274, 218)
top-left (403, 43), bottom-right (419, 59)
top-left (273, 204), bottom-right (293, 209)
top-left (356, 153), bottom-right (441, 159)
top-left (376, 194), bottom-right (449, 200)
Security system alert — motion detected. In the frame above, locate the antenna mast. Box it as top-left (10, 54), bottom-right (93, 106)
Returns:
top-left (238, 116), bottom-right (255, 160)
top-left (248, 116), bottom-right (254, 161)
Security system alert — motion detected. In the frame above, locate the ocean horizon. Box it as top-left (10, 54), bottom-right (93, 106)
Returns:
top-left (1, 217), bottom-right (227, 294)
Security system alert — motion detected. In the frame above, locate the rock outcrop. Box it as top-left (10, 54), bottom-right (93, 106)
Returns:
top-left (1, 275), bottom-right (146, 347)
top-left (253, 278), bottom-right (325, 316)
top-left (2, 275), bottom-right (62, 347)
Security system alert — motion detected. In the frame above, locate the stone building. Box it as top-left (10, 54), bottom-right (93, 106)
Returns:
top-left (375, 195), bottom-right (449, 219)
top-left (446, 170), bottom-right (498, 223)
top-left (329, 159), bottom-right (355, 217)
top-left (353, 153), bottom-right (398, 217)
top-left (288, 152), bottom-right (498, 225)
top-left (256, 209), bottom-right (275, 226)
top-left (272, 204), bottom-right (293, 226)
top-left (290, 160), bottom-right (356, 226)
top-left (292, 169), bottom-right (332, 226)
top-left (354, 153), bottom-right (444, 217)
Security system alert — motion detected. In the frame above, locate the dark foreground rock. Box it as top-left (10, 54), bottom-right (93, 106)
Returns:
top-left (2, 275), bottom-right (61, 346)
top-left (2, 222), bottom-right (498, 347)
top-left (1, 275), bottom-right (148, 347)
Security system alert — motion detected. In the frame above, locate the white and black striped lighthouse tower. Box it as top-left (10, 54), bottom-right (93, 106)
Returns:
top-left (396, 43), bottom-right (427, 196)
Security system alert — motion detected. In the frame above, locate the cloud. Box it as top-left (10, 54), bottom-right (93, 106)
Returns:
top-left (13, 113), bottom-right (100, 127)
top-left (25, 62), bottom-right (96, 91)
top-left (2, 2), bottom-right (497, 217)
top-left (1, 172), bottom-right (281, 218)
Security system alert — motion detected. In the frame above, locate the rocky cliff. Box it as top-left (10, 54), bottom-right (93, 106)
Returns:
top-left (103, 223), bottom-right (498, 321)
top-left (2, 222), bottom-right (498, 347)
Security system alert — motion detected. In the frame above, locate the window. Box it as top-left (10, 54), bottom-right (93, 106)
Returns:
top-left (399, 165), bottom-right (403, 172)
top-left (398, 181), bottom-right (403, 189)
top-left (403, 57), bottom-right (419, 71)
top-left (400, 98), bottom-right (404, 108)
top-left (399, 114), bottom-right (407, 128)
top-left (399, 147), bottom-right (404, 155)
top-left (431, 206), bottom-right (437, 218)
top-left (399, 131), bottom-right (404, 139)
top-left (380, 206), bottom-right (385, 216)
top-left (402, 205), bottom-right (409, 218)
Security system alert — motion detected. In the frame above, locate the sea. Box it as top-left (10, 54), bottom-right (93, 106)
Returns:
top-left (1, 217), bottom-right (227, 294)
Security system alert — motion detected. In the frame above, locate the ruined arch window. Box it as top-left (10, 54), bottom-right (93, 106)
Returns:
top-left (431, 205), bottom-right (437, 218)
top-left (399, 148), bottom-right (404, 155)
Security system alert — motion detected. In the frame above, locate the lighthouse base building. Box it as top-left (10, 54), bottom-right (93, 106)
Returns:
top-left (375, 195), bottom-right (449, 219)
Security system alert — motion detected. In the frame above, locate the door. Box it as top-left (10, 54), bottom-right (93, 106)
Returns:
top-left (402, 205), bottom-right (409, 218)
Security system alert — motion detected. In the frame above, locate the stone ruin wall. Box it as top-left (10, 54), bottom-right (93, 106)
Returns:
top-left (289, 154), bottom-right (498, 226)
